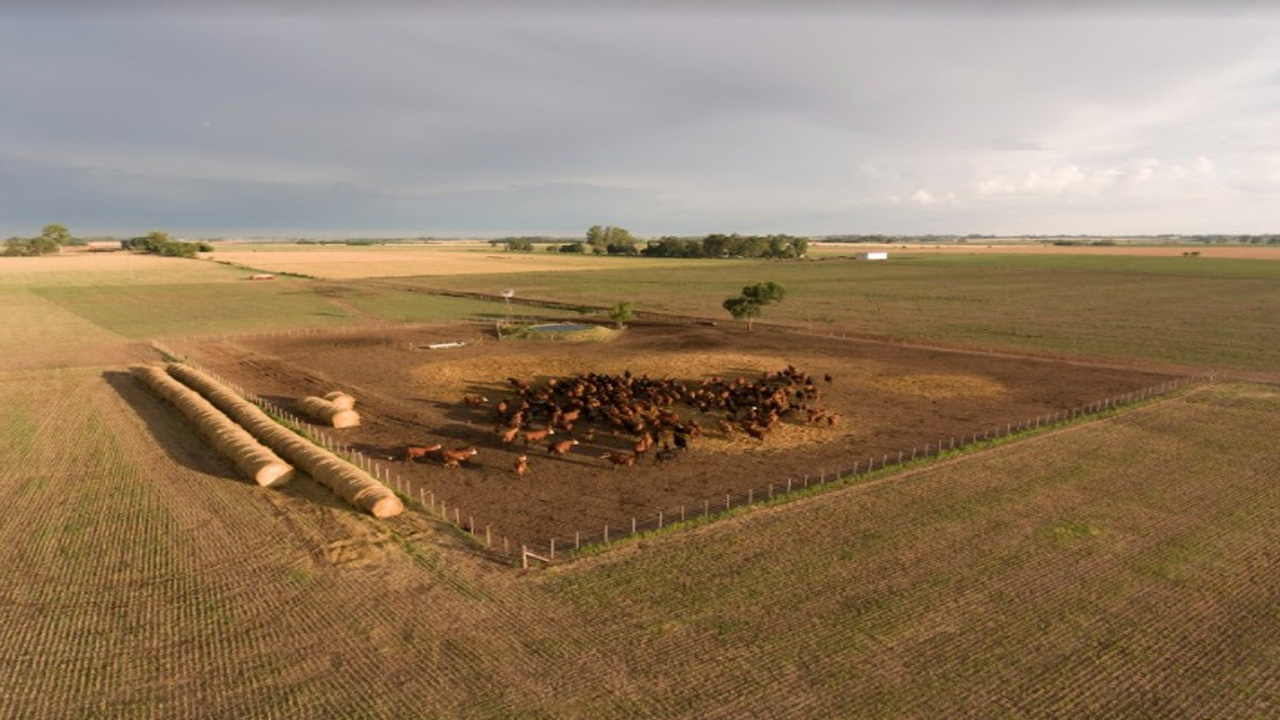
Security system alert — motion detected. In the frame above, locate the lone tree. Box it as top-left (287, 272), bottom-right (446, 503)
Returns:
top-left (723, 281), bottom-right (786, 331)
top-left (608, 301), bottom-right (634, 329)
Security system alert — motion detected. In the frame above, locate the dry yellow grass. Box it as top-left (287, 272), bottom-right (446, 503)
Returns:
top-left (207, 245), bottom-right (691, 280)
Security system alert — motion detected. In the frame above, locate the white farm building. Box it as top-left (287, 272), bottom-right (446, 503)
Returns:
top-left (856, 252), bottom-right (889, 260)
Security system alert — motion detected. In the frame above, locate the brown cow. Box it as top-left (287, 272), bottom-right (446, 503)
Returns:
top-left (548, 438), bottom-right (579, 455)
top-left (403, 443), bottom-right (443, 462)
top-left (523, 427), bottom-right (555, 445)
top-left (513, 454), bottom-right (529, 477)
top-left (462, 394), bottom-right (488, 406)
top-left (632, 432), bottom-right (654, 456)
top-left (439, 446), bottom-right (478, 468)
top-left (499, 426), bottom-right (522, 444)
top-left (599, 451), bottom-right (636, 469)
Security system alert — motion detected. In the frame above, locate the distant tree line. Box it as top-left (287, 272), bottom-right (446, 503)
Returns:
top-left (3, 223), bottom-right (76, 256)
top-left (123, 231), bottom-right (211, 258)
top-left (1188, 235), bottom-right (1280, 244)
top-left (639, 233), bottom-right (809, 259)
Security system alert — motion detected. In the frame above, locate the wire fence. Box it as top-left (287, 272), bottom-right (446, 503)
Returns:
top-left (151, 339), bottom-right (1211, 571)
top-left (514, 373), bottom-right (1209, 568)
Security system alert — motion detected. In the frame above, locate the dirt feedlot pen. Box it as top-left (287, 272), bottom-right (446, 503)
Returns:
top-left (178, 321), bottom-right (1183, 563)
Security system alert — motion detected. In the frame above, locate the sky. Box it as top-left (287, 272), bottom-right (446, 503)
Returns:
top-left (3, 2), bottom-right (1280, 239)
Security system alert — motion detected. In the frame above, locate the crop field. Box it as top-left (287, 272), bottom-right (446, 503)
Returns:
top-left (403, 252), bottom-right (1280, 371)
top-left (206, 242), bottom-right (696, 279)
top-left (1, 248), bottom-right (1278, 717)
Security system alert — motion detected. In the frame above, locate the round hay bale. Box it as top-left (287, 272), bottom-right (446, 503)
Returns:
top-left (165, 363), bottom-right (401, 518)
top-left (132, 366), bottom-right (294, 488)
top-left (299, 396), bottom-right (361, 428)
top-left (324, 391), bottom-right (356, 410)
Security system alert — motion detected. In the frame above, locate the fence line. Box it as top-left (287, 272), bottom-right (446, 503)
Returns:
top-left (517, 373), bottom-right (1208, 567)
top-left (152, 338), bottom-right (1208, 570)
top-left (159, 354), bottom-right (501, 550)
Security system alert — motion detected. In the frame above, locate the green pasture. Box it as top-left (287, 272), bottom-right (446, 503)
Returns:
top-left (0, 255), bottom-right (507, 340)
top-left (415, 253), bottom-right (1280, 371)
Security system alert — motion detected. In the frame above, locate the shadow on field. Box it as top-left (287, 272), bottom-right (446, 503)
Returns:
top-left (104, 370), bottom-right (247, 481)
top-left (103, 370), bottom-right (360, 514)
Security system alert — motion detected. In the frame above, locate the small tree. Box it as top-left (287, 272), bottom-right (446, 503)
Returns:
top-left (608, 301), bottom-right (634, 329)
top-left (723, 281), bottom-right (786, 331)
top-left (41, 224), bottom-right (73, 247)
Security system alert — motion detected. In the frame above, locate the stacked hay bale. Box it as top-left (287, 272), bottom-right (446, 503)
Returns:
top-left (166, 364), bottom-right (403, 518)
top-left (133, 366), bottom-right (294, 488)
top-left (298, 395), bottom-right (360, 428)
top-left (324, 391), bottom-right (356, 410)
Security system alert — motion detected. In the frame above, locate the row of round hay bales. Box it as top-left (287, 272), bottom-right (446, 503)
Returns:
top-left (165, 363), bottom-right (403, 519)
top-left (325, 390), bottom-right (356, 410)
top-left (132, 366), bottom-right (294, 488)
top-left (299, 395), bottom-right (360, 428)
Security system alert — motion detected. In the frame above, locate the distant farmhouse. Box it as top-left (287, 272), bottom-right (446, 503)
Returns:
top-left (855, 251), bottom-right (888, 260)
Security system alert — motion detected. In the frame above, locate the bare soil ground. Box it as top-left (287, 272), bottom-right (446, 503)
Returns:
top-left (180, 321), bottom-right (1177, 550)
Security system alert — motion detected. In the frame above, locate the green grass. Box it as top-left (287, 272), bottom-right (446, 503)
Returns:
top-left (415, 253), bottom-right (1280, 370)
top-left (13, 272), bottom-right (508, 340)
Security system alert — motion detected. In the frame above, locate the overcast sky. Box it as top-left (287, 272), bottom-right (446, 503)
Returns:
top-left (3, 3), bottom-right (1279, 238)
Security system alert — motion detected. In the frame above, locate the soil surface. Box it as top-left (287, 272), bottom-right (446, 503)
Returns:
top-left (181, 321), bottom-right (1179, 549)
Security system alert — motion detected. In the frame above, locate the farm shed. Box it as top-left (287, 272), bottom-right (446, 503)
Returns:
top-left (856, 252), bottom-right (889, 260)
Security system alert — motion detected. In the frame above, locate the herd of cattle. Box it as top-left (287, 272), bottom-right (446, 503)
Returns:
top-left (401, 365), bottom-right (838, 476)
